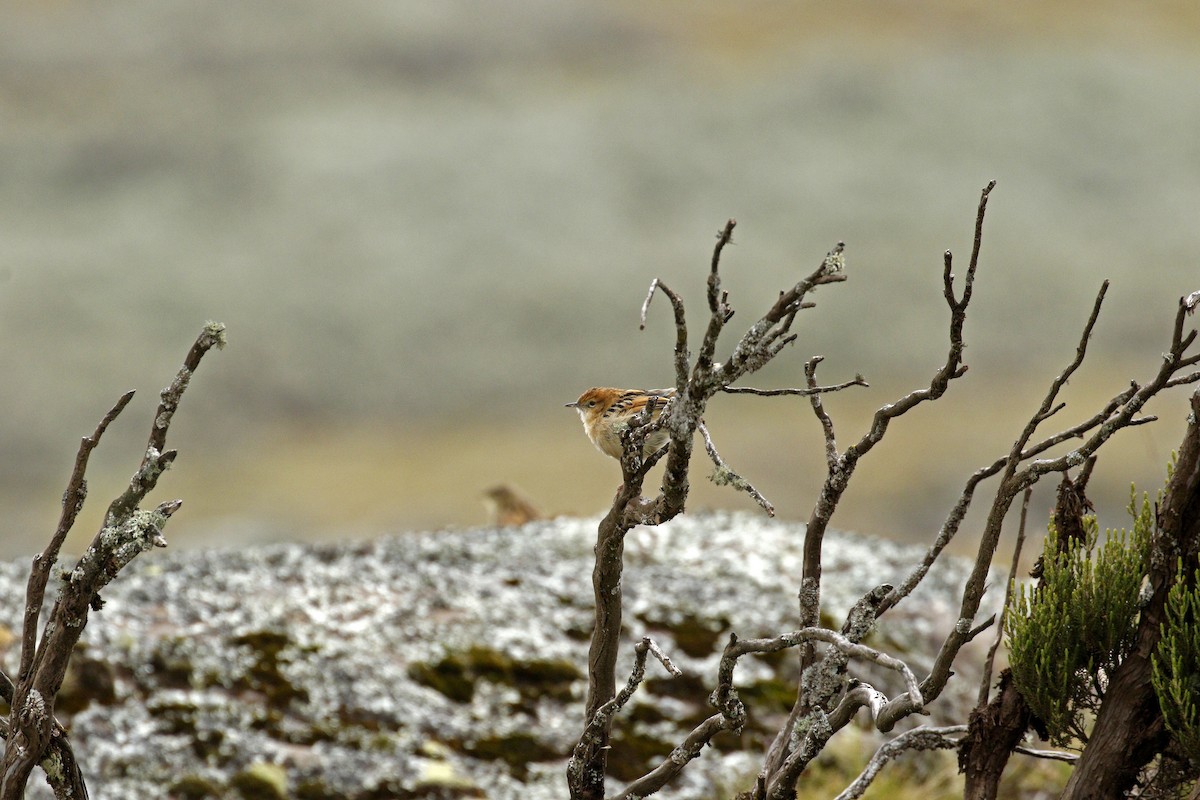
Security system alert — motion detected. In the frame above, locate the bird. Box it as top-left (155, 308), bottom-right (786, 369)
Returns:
top-left (482, 484), bottom-right (543, 527)
top-left (566, 387), bottom-right (676, 460)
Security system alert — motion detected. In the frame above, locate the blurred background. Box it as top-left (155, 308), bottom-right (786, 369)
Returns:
top-left (2, 1), bottom-right (1199, 561)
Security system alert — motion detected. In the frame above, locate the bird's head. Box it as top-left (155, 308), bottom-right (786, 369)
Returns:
top-left (565, 387), bottom-right (620, 423)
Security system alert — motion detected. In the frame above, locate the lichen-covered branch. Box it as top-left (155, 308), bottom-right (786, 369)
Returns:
top-left (698, 421), bottom-right (775, 516)
top-left (834, 725), bottom-right (967, 800)
top-left (614, 624), bottom-right (921, 800)
top-left (567, 637), bottom-right (679, 790)
top-left (878, 288), bottom-right (1200, 735)
top-left (758, 184), bottom-right (995, 797)
top-left (570, 224), bottom-right (851, 799)
top-left (0, 323), bottom-right (225, 800)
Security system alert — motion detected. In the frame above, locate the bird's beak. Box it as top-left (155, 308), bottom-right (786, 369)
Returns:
top-left (564, 401), bottom-right (577, 408)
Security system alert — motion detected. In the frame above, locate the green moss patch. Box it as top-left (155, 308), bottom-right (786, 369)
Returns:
top-left (408, 645), bottom-right (582, 708)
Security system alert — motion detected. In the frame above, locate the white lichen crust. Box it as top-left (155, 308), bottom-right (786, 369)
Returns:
top-left (0, 512), bottom-right (1002, 800)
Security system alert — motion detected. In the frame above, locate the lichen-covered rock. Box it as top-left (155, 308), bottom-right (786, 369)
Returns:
top-left (0, 512), bottom-right (1002, 799)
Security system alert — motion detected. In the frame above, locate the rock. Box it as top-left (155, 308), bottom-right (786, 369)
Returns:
top-left (0, 512), bottom-right (1002, 799)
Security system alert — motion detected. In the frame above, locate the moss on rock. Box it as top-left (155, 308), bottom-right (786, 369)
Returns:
top-left (230, 761), bottom-right (288, 800)
top-left (168, 774), bottom-right (222, 799)
top-left (230, 629), bottom-right (310, 707)
top-left (460, 730), bottom-right (560, 779)
top-left (408, 645), bottom-right (582, 708)
top-left (56, 645), bottom-right (117, 714)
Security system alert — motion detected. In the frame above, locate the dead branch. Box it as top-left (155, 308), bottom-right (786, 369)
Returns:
top-left (697, 421), bottom-right (774, 516)
top-left (1013, 745), bottom-right (1078, 764)
top-left (570, 224), bottom-right (851, 799)
top-left (977, 486), bottom-right (1031, 708)
top-left (567, 637), bottom-right (680, 790)
top-left (721, 373), bottom-right (868, 397)
top-left (877, 286), bottom-right (1200, 735)
top-left (835, 725), bottom-right (968, 800)
top-left (575, 180), bottom-right (1198, 799)
top-left (0, 322), bottom-right (225, 800)
top-left (758, 182), bottom-right (995, 796)
top-left (614, 625), bottom-right (922, 800)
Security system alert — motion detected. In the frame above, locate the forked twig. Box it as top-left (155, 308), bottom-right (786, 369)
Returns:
top-left (1, 322), bottom-right (225, 800)
top-left (697, 421), bottom-right (774, 516)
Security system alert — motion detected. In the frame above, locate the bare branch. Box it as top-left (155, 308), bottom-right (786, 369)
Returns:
top-left (697, 421), bottom-right (774, 516)
top-left (722, 373), bottom-right (868, 397)
top-left (639, 278), bottom-right (660, 330)
top-left (694, 220), bottom-right (739, 378)
top-left (18, 390), bottom-right (134, 688)
top-left (1165, 370), bottom-right (1200, 389)
top-left (568, 637), bottom-right (678, 790)
top-left (613, 714), bottom-right (731, 800)
top-left (761, 186), bottom-right (995, 797)
top-left (963, 181), bottom-right (996, 297)
top-left (1013, 745), bottom-right (1079, 764)
top-left (966, 615), bottom-right (997, 642)
top-left (709, 219), bottom-right (737, 310)
top-left (834, 725), bottom-right (967, 800)
top-left (640, 279), bottom-right (689, 393)
top-left (1012, 282), bottom-right (1110, 460)
top-left (875, 289), bottom-right (1200, 735)
top-left (645, 638), bottom-right (681, 677)
top-left (978, 486), bottom-right (1030, 707)
top-left (2, 323), bottom-right (224, 800)
top-left (805, 357), bottom-right (840, 471)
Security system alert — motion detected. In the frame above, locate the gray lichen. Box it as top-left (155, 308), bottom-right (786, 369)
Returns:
top-left (0, 512), bottom-right (1001, 800)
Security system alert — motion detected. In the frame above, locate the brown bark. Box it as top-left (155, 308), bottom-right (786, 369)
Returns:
top-left (960, 670), bottom-right (1033, 800)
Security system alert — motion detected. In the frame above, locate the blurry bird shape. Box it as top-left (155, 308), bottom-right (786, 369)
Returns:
top-left (482, 484), bottom-right (543, 527)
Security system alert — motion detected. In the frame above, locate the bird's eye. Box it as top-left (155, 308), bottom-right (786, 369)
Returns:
top-left (587, 399), bottom-right (597, 408)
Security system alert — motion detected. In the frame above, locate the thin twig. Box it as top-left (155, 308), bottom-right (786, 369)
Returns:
top-left (568, 636), bottom-right (679, 788)
top-left (644, 280), bottom-right (690, 395)
top-left (834, 725), bottom-right (968, 800)
top-left (695, 223), bottom-right (739, 383)
top-left (1013, 745), bottom-right (1080, 764)
top-left (639, 278), bottom-right (661, 331)
top-left (876, 287), bottom-right (1200, 735)
top-left (2, 323), bottom-right (225, 800)
top-left (18, 390), bottom-right (134, 685)
top-left (697, 421), bottom-right (774, 516)
top-left (722, 373), bottom-right (868, 397)
top-left (762, 187), bottom-right (994, 798)
top-left (977, 486), bottom-right (1031, 708)
top-left (645, 638), bottom-right (682, 677)
top-left (805, 357), bottom-right (840, 470)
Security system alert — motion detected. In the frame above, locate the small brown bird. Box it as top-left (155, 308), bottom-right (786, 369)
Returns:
top-left (566, 387), bottom-right (675, 460)
top-left (482, 484), bottom-right (543, 527)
